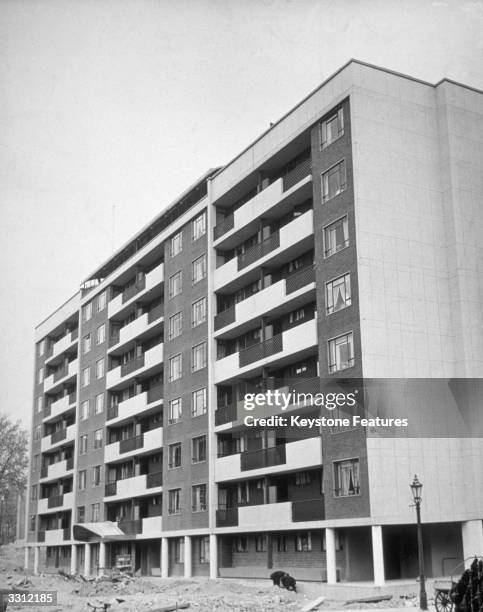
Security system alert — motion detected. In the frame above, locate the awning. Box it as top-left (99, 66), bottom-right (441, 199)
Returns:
top-left (73, 522), bottom-right (125, 542)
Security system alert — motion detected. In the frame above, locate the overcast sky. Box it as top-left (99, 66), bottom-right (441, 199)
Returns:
top-left (1, 0), bottom-right (482, 430)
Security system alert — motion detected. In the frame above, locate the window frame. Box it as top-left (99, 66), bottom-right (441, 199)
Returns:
top-left (321, 159), bottom-right (347, 203)
top-left (191, 387), bottom-right (207, 417)
top-left (325, 273), bottom-right (352, 315)
top-left (327, 331), bottom-right (354, 373)
top-left (191, 212), bottom-right (206, 241)
top-left (169, 353), bottom-right (182, 382)
top-left (319, 107), bottom-right (344, 149)
top-left (170, 231), bottom-right (183, 257)
top-left (168, 270), bottom-right (183, 299)
top-left (333, 457), bottom-right (361, 497)
top-left (323, 215), bottom-right (349, 258)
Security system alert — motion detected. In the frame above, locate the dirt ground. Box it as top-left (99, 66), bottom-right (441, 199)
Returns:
top-left (0, 544), bottom-right (423, 612)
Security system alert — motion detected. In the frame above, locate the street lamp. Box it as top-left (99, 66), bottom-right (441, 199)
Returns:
top-left (410, 475), bottom-right (428, 611)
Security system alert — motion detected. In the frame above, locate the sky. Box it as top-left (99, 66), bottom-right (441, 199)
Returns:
top-left (1, 0), bottom-right (482, 430)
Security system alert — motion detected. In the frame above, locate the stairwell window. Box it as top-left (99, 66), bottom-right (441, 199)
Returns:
top-left (83, 333), bottom-right (91, 354)
top-left (326, 273), bottom-right (351, 314)
top-left (192, 483), bottom-right (207, 512)
top-left (322, 160), bottom-right (346, 203)
top-left (96, 358), bottom-right (105, 380)
top-left (38, 367), bottom-right (44, 384)
top-left (320, 108), bottom-right (344, 148)
top-left (81, 400), bottom-right (89, 420)
top-left (168, 489), bottom-right (181, 515)
top-left (95, 393), bottom-right (104, 415)
top-left (334, 458), bottom-right (360, 497)
top-left (97, 291), bottom-right (106, 312)
top-left (82, 366), bottom-right (90, 387)
top-left (83, 301), bottom-right (92, 322)
top-left (97, 324), bottom-right (106, 345)
top-left (36, 396), bottom-right (43, 413)
top-left (328, 332), bottom-right (354, 373)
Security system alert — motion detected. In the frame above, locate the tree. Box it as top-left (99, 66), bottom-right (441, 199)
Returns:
top-left (0, 413), bottom-right (28, 544)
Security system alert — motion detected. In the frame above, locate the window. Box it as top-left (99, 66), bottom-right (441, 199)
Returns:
top-left (34, 425), bottom-right (42, 441)
top-left (191, 388), bottom-right (207, 417)
top-left (92, 465), bottom-right (101, 487)
top-left (168, 488), bottom-right (181, 515)
top-left (234, 537), bottom-right (248, 553)
top-left (79, 434), bottom-right (88, 455)
top-left (83, 333), bottom-right (91, 354)
top-left (29, 515), bottom-right (36, 532)
top-left (296, 532), bottom-right (312, 552)
top-left (96, 358), bottom-right (105, 379)
top-left (82, 366), bottom-right (90, 387)
top-left (168, 312), bottom-right (182, 340)
top-left (169, 353), bottom-right (183, 382)
top-left (78, 470), bottom-right (87, 490)
top-left (324, 216), bottom-right (349, 258)
top-left (33, 454), bottom-right (40, 471)
top-left (169, 397), bottom-right (182, 424)
top-left (36, 396), bottom-right (43, 413)
top-left (191, 342), bottom-right (207, 372)
top-left (334, 458), bottom-right (360, 496)
top-left (95, 393), bottom-right (104, 414)
top-left (322, 160), bottom-right (346, 203)
top-left (192, 297), bottom-right (206, 327)
top-left (91, 502), bottom-right (100, 522)
top-left (322, 531), bottom-right (342, 551)
top-left (326, 274), bottom-right (351, 314)
top-left (200, 536), bottom-right (210, 564)
top-left (289, 307), bottom-right (305, 324)
top-left (192, 254), bottom-right (207, 284)
top-left (192, 435), bottom-right (206, 463)
top-left (30, 485), bottom-right (37, 500)
top-left (295, 471), bottom-right (311, 486)
top-left (170, 232), bottom-right (182, 257)
top-left (97, 291), bottom-right (107, 311)
top-left (192, 483), bottom-right (207, 512)
top-left (83, 301), bottom-right (92, 321)
top-left (81, 400), bottom-right (90, 420)
top-left (97, 324), bottom-right (106, 345)
top-left (192, 212), bottom-right (206, 241)
top-left (93, 429), bottom-right (104, 449)
top-left (256, 535), bottom-right (267, 552)
top-left (277, 535), bottom-right (288, 552)
top-left (168, 271), bottom-right (183, 299)
top-left (236, 482), bottom-right (249, 505)
top-left (38, 339), bottom-right (45, 357)
top-left (328, 332), bottom-right (354, 373)
top-left (174, 536), bottom-right (184, 562)
top-left (37, 367), bottom-right (44, 385)
top-left (320, 108), bottom-right (344, 148)
top-left (168, 442), bottom-right (182, 469)
top-left (77, 506), bottom-right (85, 523)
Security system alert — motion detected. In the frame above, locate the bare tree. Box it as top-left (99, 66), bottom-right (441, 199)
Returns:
top-left (0, 413), bottom-right (28, 544)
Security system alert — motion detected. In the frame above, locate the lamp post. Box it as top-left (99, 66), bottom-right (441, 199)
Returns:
top-left (410, 475), bottom-right (428, 611)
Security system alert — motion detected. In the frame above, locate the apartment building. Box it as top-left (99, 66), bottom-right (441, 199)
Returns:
top-left (25, 60), bottom-right (483, 584)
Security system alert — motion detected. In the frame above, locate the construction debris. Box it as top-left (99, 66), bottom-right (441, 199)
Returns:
top-left (301, 595), bottom-right (326, 611)
top-left (344, 595), bottom-right (393, 605)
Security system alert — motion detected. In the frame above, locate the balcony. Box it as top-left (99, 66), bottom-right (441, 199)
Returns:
top-left (240, 444), bottom-right (286, 471)
top-left (107, 388), bottom-right (163, 425)
top-left (141, 516), bottom-right (162, 537)
top-left (38, 491), bottom-right (74, 514)
top-left (215, 318), bottom-right (317, 384)
top-left (108, 308), bottom-right (164, 353)
top-left (214, 210), bottom-right (314, 291)
top-left (214, 265), bottom-right (315, 334)
top-left (118, 519), bottom-right (143, 536)
top-left (213, 164), bottom-right (312, 246)
top-left (105, 426), bottom-right (163, 463)
top-left (108, 263), bottom-right (164, 318)
top-left (37, 528), bottom-right (71, 545)
top-left (215, 498), bottom-right (325, 528)
top-left (104, 471), bottom-right (163, 500)
top-left (43, 359), bottom-right (78, 393)
top-left (43, 393), bottom-right (76, 422)
top-left (216, 507), bottom-right (239, 527)
top-left (292, 497), bottom-right (325, 522)
top-left (215, 436), bottom-right (322, 482)
top-left (45, 330), bottom-right (78, 365)
top-left (39, 458), bottom-right (74, 482)
top-left (41, 424), bottom-right (76, 452)
top-left (107, 343), bottom-right (163, 390)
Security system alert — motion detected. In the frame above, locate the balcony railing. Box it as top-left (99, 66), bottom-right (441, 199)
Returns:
top-left (216, 507), bottom-right (239, 527)
top-left (107, 403), bottom-right (118, 420)
top-left (215, 402), bottom-right (238, 426)
top-left (120, 354), bottom-right (145, 377)
top-left (239, 333), bottom-right (283, 368)
top-left (118, 519), bottom-right (142, 535)
top-left (63, 527), bottom-right (71, 540)
top-left (147, 384), bottom-right (163, 404)
top-left (53, 366), bottom-right (68, 383)
top-left (285, 265), bottom-right (315, 294)
top-left (43, 404), bottom-right (52, 418)
top-left (105, 482), bottom-right (117, 497)
top-left (282, 156), bottom-right (312, 191)
top-left (214, 213), bottom-right (235, 241)
top-left (292, 497), bottom-right (325, 522)
top-left (47, 494), bottom-right (64, 509)
top-left (147, 303), bottom-right (164, 324)
top-left (146, 471), bottom-right (163, 488)
top-left (51, 428), bottom-right (67, 444)
top-left (240, 444), bottom-right (286, 471)
top-left (119, 434), bottom-right (144, 454)
top-left (237, 232), bottom-right (280, 271)
top-left (37, 531), bottom-right (46, 543)
top-left (122, 277), bottom-right (146, 304)
top-left (71, 328), bottom-right (79, 341)
top-left (40, 466), bottom-right (48, 479)
top-left (66, 457), bottom-right (74, 471)
top-left (214, 305), bottom-right (236, 331)
top-left (109, 329), bottom-right (120, 347)
top-left (68, 391), bottom-right (76, 404)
